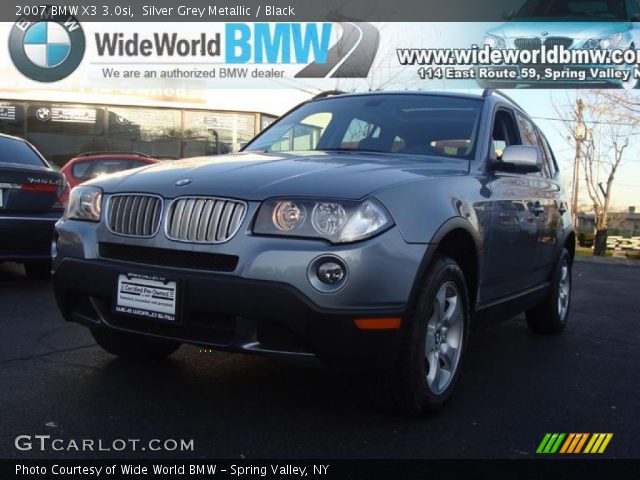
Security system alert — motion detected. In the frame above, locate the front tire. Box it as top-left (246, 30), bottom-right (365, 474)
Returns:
top-left (372, 255), bottom-right (470, 415)
top-left (526, 248), bottom-right (572, 334)
top-left (91, 328), bottom-right (181, 360)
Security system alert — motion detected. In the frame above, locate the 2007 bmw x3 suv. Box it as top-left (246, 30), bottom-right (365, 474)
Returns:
top-left (53, 90), bottom-right (574, 415)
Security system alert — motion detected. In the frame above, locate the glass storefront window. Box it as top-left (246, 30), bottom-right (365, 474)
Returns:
top-left (26, 104), bottom-right (106, 167)
top-left (0, 99), bottom-right (264, 165)
top-left (0, 102), bottom-right (25, 137)
top-left (200, 112), bottom-right (255, 153)
top-left (107, 107), bottom-right (181, 159)
top-left (260, 114), bottom-right (278, 131)
top-left (183, 111), bottom-right (221, 157)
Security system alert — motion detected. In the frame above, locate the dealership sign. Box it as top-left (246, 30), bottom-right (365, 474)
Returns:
top-left (94, 22), bottom-right (379, 79)
top-left (8, 7), bottom-right (86, 82)
top-left (8, 11), bottom-right (379, 83)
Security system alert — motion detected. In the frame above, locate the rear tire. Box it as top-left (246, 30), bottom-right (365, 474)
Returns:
top-left (24, 261), bottom-right (51, 281)
top-left (371, 255), bottom-right (470, 416)
top-left (91, 328), bottom-right (181, 360)
top-left (526, 248), bottom-right (572, 334)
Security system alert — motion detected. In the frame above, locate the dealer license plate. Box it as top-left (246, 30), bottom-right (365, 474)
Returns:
top-left (115, 273), bottom-right (178, 322)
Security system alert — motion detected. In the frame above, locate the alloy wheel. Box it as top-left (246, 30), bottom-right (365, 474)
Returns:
top-left (425, 281), bottom-right (464, 395)
top-left (558, 260), bottom-right (571, 321)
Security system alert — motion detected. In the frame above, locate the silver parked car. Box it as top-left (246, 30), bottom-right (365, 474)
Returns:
top-left (52, 91), bottom-right (575, 415)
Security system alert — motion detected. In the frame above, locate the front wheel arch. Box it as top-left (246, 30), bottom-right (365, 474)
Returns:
top-left (407, 218), bottom-right (481, 315)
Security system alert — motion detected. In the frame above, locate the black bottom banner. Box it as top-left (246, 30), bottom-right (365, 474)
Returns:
top-left (2, 459), bottom-right (638, 480)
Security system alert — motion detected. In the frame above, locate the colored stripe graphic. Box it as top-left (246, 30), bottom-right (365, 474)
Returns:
top-left (536, 433), bottom-right (552, 453)
top-left (536, 433), bottom-right (565, 453)
top-left (537, 433), bottom-right (612, 454)
top-left (584, 433), bottom-right (614, 454)
top-left (559, 433), bottom-right (575, 453)
top-left (574, 433), bottom-right (590, 453)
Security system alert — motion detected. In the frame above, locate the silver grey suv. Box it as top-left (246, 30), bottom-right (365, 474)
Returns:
top-left (52, 90), bottom-right (574, 415)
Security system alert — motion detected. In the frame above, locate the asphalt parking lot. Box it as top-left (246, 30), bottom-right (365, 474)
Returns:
top-left (1, 259), bottom-right (639, 459)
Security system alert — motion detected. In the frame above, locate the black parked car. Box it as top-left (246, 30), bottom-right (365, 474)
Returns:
top-left (0, 134), bottom-right (65, 279)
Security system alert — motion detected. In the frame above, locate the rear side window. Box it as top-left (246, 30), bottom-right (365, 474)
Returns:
top-left (0, 137), bottom-right (46, 167)
top-left (130, 160), bottom-right (150, 169)
top-left (516, 113), bottom-right (550, 177)
top-left (538, 132), bottom-right (558, 177)
top-left (71, 161), bottom-right (92, 179)
top-left (516, 113), bottom-right (539, 147)
top-left (90, 159), bottom-right (133, 178)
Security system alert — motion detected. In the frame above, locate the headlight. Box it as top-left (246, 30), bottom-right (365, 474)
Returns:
top-left (64, 186), bottom-right (102, 222)
top-left (584, 33), bottom-right (623, 50)
top-left (254, 198), bottom-right (393, 243)
top-left (484, 34), bottom-right (506, 49)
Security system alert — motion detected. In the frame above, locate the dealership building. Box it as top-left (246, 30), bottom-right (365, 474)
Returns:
top-left (0, 95), bottom-right (278, 166)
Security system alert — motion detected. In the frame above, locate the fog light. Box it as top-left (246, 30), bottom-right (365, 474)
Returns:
top-left (317, 261), bottom-right (345, 285)
top-left (308, 255), bottom-right (348, 292)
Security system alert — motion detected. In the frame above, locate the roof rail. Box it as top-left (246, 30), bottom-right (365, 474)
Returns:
top-left (311, 90), bottom-right (346, 100)
top-left (76, 151), bottom-right (152, 158)
top-left (482, 88), bottom-right (525, 112)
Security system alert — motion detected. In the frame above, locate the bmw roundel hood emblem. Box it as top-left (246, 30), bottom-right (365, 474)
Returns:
top-left (175, 179), bottom-right (193, 187)
top-left (9, 7), bottom-right (85, 83)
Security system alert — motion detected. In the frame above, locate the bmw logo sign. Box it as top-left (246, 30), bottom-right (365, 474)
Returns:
top-left (35, 107), bottom-right (51, 121)
top-left (9, 9), bottom-right (85, 83)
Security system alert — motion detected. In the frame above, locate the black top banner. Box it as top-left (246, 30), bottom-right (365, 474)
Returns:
top-left (5, 0), bottom-right (636, 22)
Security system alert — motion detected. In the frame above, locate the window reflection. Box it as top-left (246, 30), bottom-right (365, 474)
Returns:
top-left (26, 104), bottom-right (106, 168)
top-left (0, 99), bottom-right (262, 166)
top-left (108, 107), bottom-right (181, 159)
top-left (0, 102), bottom-right (25, 136)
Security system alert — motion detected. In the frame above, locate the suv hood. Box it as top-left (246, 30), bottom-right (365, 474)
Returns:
top-left (90, 152), bottom-right (468, 201)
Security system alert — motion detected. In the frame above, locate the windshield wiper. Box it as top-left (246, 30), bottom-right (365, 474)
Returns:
top-left (312, 147), bottom-right (391, 154)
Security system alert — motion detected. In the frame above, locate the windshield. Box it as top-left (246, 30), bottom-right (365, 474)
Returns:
top-left (244, 94), bottom-right (483, 161)
top-left (0, 137), bottom-right (47, 167)
top-left (514, 0), bottom-right (629, 20)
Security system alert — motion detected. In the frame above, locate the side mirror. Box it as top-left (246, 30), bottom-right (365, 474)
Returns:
top-left (502, 10), bottom-right (515, 20)
top-left (493, 145), bottom-right (542, 173)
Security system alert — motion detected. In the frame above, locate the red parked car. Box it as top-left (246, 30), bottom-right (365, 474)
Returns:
top-left (59, 152), bottom-right (160, 203)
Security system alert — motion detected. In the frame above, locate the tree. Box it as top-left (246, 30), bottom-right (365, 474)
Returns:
top-left (555, 91), bottom-right (638, 256)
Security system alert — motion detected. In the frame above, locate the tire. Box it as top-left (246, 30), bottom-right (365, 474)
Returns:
top-left (371, 255), bottom-right (470, 416)
top-left (91, 328), bottom-right (181, 360)
top-left (24, 261), bottom-right (51, 281)
top-left (526, 248), bottom-right (572, 334)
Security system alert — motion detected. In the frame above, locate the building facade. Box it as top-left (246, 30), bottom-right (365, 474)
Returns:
top-left (0, 99), bottom-right (277, 167)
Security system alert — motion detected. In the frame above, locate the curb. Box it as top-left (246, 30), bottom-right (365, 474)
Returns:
top-left (574, 255), bottom-right (640, 267)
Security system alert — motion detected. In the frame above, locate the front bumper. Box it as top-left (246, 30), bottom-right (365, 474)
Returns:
top-left (0, 210), bottom-right (61, 261)
top-left (53, 219), bottom-right (430, 371)
top-left (54, 257), bottom-right (408, 371)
